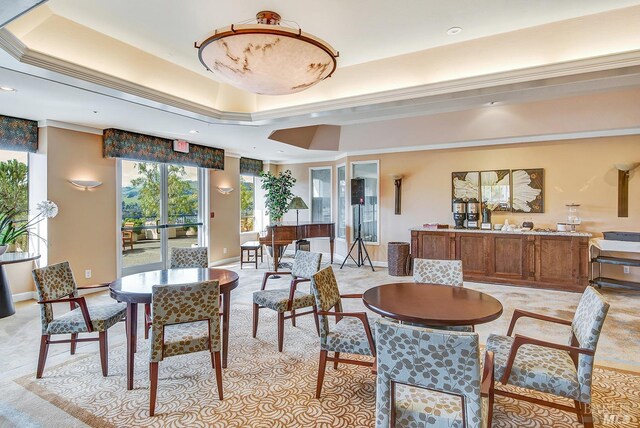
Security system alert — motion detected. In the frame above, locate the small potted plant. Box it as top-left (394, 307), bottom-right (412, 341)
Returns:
top-left (0, 200), bottom-right (58, 254)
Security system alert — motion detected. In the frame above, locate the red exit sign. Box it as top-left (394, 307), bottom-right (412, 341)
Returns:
top-left (173, 139), bottom-right (190, 153)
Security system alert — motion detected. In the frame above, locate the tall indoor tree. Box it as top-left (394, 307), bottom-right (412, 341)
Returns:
top-left (259, 169), bottom-right (296, 224)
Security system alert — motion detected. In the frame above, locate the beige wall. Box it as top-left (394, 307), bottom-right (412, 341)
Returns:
top-left (278, 136), bottom-right (640, 275)
top-left (209, 156), bottom-right (241, 262)
top-left (46, 127), bottom-right (117, 286)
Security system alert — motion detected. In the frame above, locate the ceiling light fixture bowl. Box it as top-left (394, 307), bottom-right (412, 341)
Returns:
top-left (195, 11), bottom-right (338, 96)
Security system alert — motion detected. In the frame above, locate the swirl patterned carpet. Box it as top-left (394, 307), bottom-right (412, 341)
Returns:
top-left (14, 305), bottom-right (640, 428)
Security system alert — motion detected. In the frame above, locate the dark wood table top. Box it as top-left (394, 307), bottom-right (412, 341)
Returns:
top-left (362, 282), bottom-right (503, 326)
top-left (0, 252), bottom-right (40, 265)
top-left (109, 268), bottom-right (239, 304)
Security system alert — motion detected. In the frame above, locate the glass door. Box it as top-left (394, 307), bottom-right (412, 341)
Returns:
top-left (120, 160), bottom-right (204, 275)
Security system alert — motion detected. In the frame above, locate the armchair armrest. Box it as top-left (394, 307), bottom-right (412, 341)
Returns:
top-left (481, 351), bottom-right (494, 397)
top-left (506, 309), bottom-right (572, 336)
top-left (37, 296), bottom-right (94, 333)
top-left (260, 271), bottom-right (292, 290)
top-left (500, 334), bottom-right (594, 385)
top-left (318, 310), bottom-right (376, 357)
top-left (286, 277), bottom-right (312, 311)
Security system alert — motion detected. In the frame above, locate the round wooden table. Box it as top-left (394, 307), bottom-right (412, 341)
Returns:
top-left (110, 268), bottom-right (239, 390)
top-left (362, 282), bottom-right (503, 326)
top-left (0, 252), bottom-right (40, 319)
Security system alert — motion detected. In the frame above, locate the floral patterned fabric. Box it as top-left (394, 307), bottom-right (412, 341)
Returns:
top-left (150, 280), bottom-right (220, 362)
top-left (33, 261), bottom-right (125, 335)
top-left (45, 303), bottom-right (127, 334)
top-left (413, 258), bottom-right (463, 286)
top-left (170, 247), bottom-right (208, 268)
top-left (291, 251), bottom-right (322, 279)
top-left (103, 128), bottom-right (224, 170)
top-left (239, 157), bottom-right (263, 176)
top-left (487, 334), bottom-right (581, 400)
top-left (0, 114), bottom-right (38, 152)
top-left (571, 286), bottom-right (610, 401)
top-left (311, 266), bottom-right (375, 356)
top-left (375, 318), bottom-right (487, 428)
top-left (253, 288), bottom-right (316, 313)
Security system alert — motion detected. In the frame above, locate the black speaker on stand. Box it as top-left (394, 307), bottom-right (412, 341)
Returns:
top-left (341, 178), bottom-right (375, 272)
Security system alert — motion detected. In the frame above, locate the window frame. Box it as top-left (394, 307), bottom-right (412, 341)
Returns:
top-left (350, 160), bottom-right (380, 245)
top-left (336, 163), bottom-right (347, 240)
top-left (239, 174), bottom-right (257, 234)
top-left (309, 166), bottom-right (333, 224)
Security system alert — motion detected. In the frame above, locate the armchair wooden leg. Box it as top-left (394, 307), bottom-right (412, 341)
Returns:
top-left (213, 351), bottom-right (223, 400)
top-left (316, 350), bottom-right (328, 399)
top-left (277, 312), bottom-right (285, 352)
top-left (334, 352), bottom-right (340, 369)
top-left (291, 309), bottom-right (296, 327)
top-left (252, 303), bottom-right (259, 338)
top-left (574, 400), bottom-right (584, 423)
top-left (36, 335), bottom-right (50, 379)
top-left (144, 304), bottom-right (151, 340)
top-left (581, 402), bottom-right (593, 428)
top-left (99, 330), bottom-right (108, 377)
top-left (70, 333), bottom-right (77, 355)
top-left (149, 362), bottom-right (159, 416)
top-left (313, 306), bottom-right (320, 336)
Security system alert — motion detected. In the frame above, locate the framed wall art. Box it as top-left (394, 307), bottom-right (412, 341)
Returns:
top-left (511, 168), bottom-right (544, 213)
top-left (480, 170), bottom-right (511, 211)
top-left (451, 171), bottom-right (479, 201)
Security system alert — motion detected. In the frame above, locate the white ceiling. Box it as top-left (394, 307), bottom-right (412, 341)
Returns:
top-left (46, 0), bottom-right (640, 75)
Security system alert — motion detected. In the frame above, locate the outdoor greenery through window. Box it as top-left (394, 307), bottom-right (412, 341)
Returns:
top-left (0, 150), bottom-right (29, 251)
top-left (240, 175), bottom-right (255, 232)
top-left (121, 160), bottom-right (200, 270)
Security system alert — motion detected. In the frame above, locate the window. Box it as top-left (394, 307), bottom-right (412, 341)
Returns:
top-left (119, 160), bottom-right (204, 273)
top-left (351, 161), bottom-right (379, 244)
top-left (0, 150), bottom-right (29, 250)
top-left (310, 167), bottom-right (331, 223)
top-left (240, 175), bottom-right (255, 232)
top-left (337, 164), bottom-right (346, 238)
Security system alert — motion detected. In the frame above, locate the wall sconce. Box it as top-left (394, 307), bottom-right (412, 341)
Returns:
top-left (69, 180), bottom-right (103, 190)
top-left (391, 174), bottom-right (403, 215)
top-left (217, 186), bottom-right (234, 195)
top-left (615, 163), bottom-right (639, 217)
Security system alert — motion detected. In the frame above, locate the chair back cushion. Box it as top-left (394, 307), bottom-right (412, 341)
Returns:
top-left (311, 266), bottom-right (343, 342)
top-left (375, 318), bottom-right (483, 428)
top-left (150, 280), bottom-right (220, 362)
top-left (32, 261), bottom-right (78, 331)
top-left (571, 286), bottom-right (610, 401)
top-left (170, 247), bottom-right (208, 268)
top-left (291, 250), bottom-right (322, 279)
top-left (413, 259), bottom-right (463, 286)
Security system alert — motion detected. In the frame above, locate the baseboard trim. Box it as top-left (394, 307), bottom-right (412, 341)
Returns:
top-left (12, 291), bottom-right (37, 302)
top-left (209, 256), bottom-right (240, 267)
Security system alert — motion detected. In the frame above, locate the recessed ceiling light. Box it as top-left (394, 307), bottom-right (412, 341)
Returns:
top-left (188, 130), bottom-right (199, 134)
top-left (446, 27), bottom-right (462, 36)
top-left (277, 150), bottom-right (284, 153)
top-left (488, 101), bottom-right (497, 106)
top-left (0, 86), bottom-right (16, 92)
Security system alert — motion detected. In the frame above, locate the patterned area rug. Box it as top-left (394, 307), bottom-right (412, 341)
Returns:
top-left (14, 305), bottom-right (640, 428)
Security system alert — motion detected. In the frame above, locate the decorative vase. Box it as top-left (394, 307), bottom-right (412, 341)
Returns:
top-left (0, 245), bottom-right (7, 256)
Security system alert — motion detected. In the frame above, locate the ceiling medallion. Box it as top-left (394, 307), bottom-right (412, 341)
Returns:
top-left (195, 11), bottom-right (338, 96)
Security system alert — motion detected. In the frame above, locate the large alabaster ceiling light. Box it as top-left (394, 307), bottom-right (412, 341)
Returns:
top-left (195, 11), bottom-right (338, 96)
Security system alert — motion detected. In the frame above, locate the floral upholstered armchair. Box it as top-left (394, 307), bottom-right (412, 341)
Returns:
top-left (486, 286), bottom-right (609, 428)
top-left (149, 280), bottom-right (222, 416)
top-left (310, 266), bottom-right (376, 398)
top-left (253, 250), bottom-right (322, 352)
top-left (32, 261), bottom-right (126, 378)
top-left (375, 318), bottom-right (494, 428)
top-left (169, 247), bottom-right (208, 268)
top-left (413, 258), bottom-right (463, 286)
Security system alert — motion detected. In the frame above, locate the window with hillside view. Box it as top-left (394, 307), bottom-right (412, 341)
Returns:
top-left (240, 175), bottom-right (256, 232)
top-left (0, 150), bottom-right (29, 251)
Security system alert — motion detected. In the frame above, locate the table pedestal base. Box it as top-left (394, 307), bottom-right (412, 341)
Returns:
top-left (0, 266), bottom-right (16, 319)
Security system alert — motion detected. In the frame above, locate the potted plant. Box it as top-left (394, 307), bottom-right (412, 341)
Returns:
top-left (259, 169), bottom-right (296, 224)
top-left (0, 200), bottom-right (58, 255)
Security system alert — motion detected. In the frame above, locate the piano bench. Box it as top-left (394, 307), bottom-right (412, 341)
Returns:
top-left (241, 241), bottom-right (263, 269)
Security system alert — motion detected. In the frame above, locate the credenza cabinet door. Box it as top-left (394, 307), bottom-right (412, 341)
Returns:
top-left (411, 231), bottom-right (453, 260)
top-left (456, 233), bottom-right (486, 276)
top-left (487, 234), bottom-right (526, 280)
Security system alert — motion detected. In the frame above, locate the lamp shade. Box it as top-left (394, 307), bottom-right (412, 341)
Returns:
top-left (288, 196), bottom-right (308, 210)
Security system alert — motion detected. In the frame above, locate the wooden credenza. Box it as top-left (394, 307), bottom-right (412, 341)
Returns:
top-left (410, 229), bottom-right (591, 292)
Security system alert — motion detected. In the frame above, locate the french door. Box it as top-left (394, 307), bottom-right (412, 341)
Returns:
top-left (118, 159), bottom-right (208, 275)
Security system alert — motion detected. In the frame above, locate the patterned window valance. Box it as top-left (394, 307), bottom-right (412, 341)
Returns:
top-left (103, 128), bottom-right (224, 170)
top-left (0, 115), bottom-right (38, 153)
top-left (240, 157), bottom-right (263, 176)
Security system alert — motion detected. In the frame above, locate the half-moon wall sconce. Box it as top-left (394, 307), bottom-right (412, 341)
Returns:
top-left (615, 163), bottom-right (639, 217)
top-left (70, 180), bottom-right (103, 190)
top-left (217, 187), bottom-right (234, 195)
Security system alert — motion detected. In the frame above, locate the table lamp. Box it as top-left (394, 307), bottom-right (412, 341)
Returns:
top-left (287, 196), bottom-right (308, 225)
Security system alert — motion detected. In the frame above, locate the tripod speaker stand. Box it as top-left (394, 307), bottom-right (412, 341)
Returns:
top-left (340, 202), bottom-right (375, 272)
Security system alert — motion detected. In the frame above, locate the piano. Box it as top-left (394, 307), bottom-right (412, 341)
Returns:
top-left (259, 222), bottom-right (335, 269)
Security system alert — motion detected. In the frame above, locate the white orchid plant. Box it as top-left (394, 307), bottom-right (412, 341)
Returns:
top-left (0, 200), bottom-right (58, 246)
